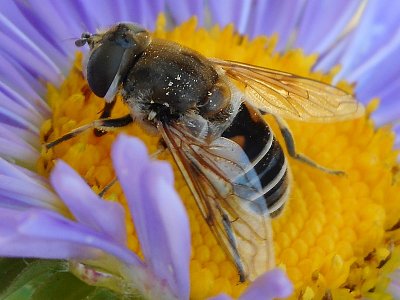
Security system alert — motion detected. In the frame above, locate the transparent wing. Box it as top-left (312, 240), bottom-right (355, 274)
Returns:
top-left (211, 58), bottom-right (364, 122)
top-left (157, 121), bottom-right (274, 282)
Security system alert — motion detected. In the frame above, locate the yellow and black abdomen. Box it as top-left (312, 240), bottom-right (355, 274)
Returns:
top-left (222, 103), bottom-right (290, 217)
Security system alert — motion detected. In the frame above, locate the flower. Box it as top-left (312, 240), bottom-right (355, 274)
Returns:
top-left (1, 134), bottom-right (190, 299)
top-left (0, 0), bottom-right (400, 299)
top-left (1, 133), bottom-right (293, 299)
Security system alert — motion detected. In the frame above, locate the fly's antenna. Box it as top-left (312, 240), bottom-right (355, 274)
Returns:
top-left (75, 32), bottom-right (91, 47)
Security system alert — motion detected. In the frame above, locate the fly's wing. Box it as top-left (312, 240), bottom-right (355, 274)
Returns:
top-left (157, 121), bottom-right (274, 282)
top-left (210, 58), bottom-right (364, 122)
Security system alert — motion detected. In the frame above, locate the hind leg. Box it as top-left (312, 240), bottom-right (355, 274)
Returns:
top-left (271, 115), bottom-right (344, 175)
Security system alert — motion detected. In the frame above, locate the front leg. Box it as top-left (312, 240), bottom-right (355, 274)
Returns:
top-left (44, 114), bottom-right (134, 149)
top-left (94, 101), bottom-right (117, 137)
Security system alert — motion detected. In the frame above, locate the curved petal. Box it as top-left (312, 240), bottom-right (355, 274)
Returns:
top-left (0, 158), bottom-right (62, 211)
top-left (248, 0), bottom-right (304, 51)
top-left (50, 160), bottom-right (127, 245)
top-left (208, 294), bottom-right (231, 300)
top-left (209, 0), bottom-right (252, 34)
top-left (166, 0), bottom-right (204, 26)
top-left (0, 207), bottom-right (142, 267)
top-left (336, 0), bottom-right (400, 82)
top-left (295, 1), bottom-right (361, 54)
top-left (112, 134), bottom-right (190, 300)
top-left (239, 269), bottom-right (293, 300)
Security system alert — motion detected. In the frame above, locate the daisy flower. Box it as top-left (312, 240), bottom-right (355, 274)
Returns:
top-left (0, 0), bottom-right (399, 299)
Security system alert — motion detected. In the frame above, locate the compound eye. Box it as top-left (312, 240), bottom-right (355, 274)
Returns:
top-left (115, 34), bottom-right (136, 48)
top-left (86, 41), bottom-right (125, 98)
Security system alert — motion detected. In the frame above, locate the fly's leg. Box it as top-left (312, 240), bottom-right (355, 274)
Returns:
top-left (44, 114), bottom-right (133, 149)
top-left (272, 115), bottom-right (345, 175)
top-left (94, 101), bottom-right (117, 137)
top-left (98, 177), bottom-right (118, 198)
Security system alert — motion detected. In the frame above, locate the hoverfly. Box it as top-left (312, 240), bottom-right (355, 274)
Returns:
top-left (45, 23), bottom-right (364, 282)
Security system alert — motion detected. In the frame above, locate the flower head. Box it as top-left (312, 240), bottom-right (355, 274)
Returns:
top-left (0, 0), bottom-right (400, 299)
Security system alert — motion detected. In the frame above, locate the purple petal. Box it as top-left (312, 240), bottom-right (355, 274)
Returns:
top-left (0, 136), bottom-right (39, 168)
top-left (0, 208), bottom-right (97, 259)
top-left (0, 159), bottom-right (61, 212)
top-left (0, 54), bottom-right (49, 115)
top-left (0, 123), bottom-right (39, 148)
top-left (239, 269), bottom-right (293, 300)
top-left (388, 270), bottom-right (400, 299)
top-left (14, 0), bottom-right (81, 57)
top-left (314, 30), bottom-right (354, 72)
top-left (0, 91), bottom-right (44, 129)
top-left (295, 1), bottom-right (361, 54)
top-left (0, 3), bottom-right (65, 82)
top-left (209, 0), bottom-right (253, 34)
top-left (0, 175), bottom-right (59, 210)
top-left (112, 134), bottom-right (190, 300)
top-left (0, 157), bottom-right (48, 187)
top-left (109, 0), bottom-right (165, 30)
top-left (336, 1), bottom-right (400, 81)
top-left (50, 160), bottom-right (127, 245)
top-left (166, 0), bottom-right (204, 26)
top-left (247, 0), bottom-right (304, 51)
top-left (0, 207), bottom-right (141, 266)
top-left (354, 41), bottom-right (400, 118)
top-left (208, 294), bottom-right (232, 300)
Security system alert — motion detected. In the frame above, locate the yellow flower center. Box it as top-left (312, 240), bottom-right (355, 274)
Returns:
top-left (38, 17), bottom-right (400, 299)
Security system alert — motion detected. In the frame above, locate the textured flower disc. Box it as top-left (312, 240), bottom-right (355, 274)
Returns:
top-left (39, 17), bottom-right (400, 299)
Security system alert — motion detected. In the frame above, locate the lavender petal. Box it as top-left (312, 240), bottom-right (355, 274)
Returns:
top-left (0, 175), bottom-right (59, 209)
top-left (0, 207), bottom-right (142, 267)
top-left (208, 294), bottom-right (232, 300)
top-left (239, 269), bottom-right (293, 300)
top-left (50, 160), bottom-right (127, 245)
top-left (112, 134), bottom-right (190, 299)
top-left (209, 0), bottom-right (252, 34)
top-left (0, 53), bottom-right (47, 109)
top-left (295, 1), bottom-right (361, 54)
top-left (0, 123), bottom-right (39, 149)
top-left (166, 0), bottom-right (204, 26)
top-left (248, 0), bottom-right (304, 51)
top-left (336, 0), bottom-right (400, 82)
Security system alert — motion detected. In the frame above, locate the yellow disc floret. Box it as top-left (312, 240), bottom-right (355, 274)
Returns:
top-left (39, 16), bottom-right (400, 299)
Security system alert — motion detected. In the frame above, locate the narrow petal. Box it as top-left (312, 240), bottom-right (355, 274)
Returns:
top-left (0, 137), bottom-right (39, 168)
top-left (239, 269), bottom-right (293, 300)
top-left (336, 1), bottom-right (400, 81)
top-left (209, 0), bottom-right (252, 34)
top-left (0, 207), bottom-right (142, 267)
top-left (50, 160), bottom-right (127, 245)
top-left (295, 1), bottom-right (361, 54)
top-left (0, 54), bottom-right (49, 114)
top-left (0, 175), bottom-right (58, 210)
top-left (166, 0), bottom-right (204, 26)
top-left (141, 164), bottom-right (190, 299)
top-left (247, 0), bottom-right (304, 51)
top-left (208, 294), bottom-right (231, 300)
top-left (355, 43), bottom-right (400, 105)
top-left (0, 159), bottom-right (61, 212)
top-left (0, 123), bottom-right (39, 148)
top-left (111, 0), bottom-right (165, 30)
top-left (112, 134), bottom-right (190, 299)
top-left (0, 157), bottom-right (48, 187)
top-left (0, 91), bottom-right (44, 128)
top-left (0, 14), bottom-right (64, 82)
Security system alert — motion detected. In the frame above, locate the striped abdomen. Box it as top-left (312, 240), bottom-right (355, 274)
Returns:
top-left (222, 103), bottom-right (290, 216)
